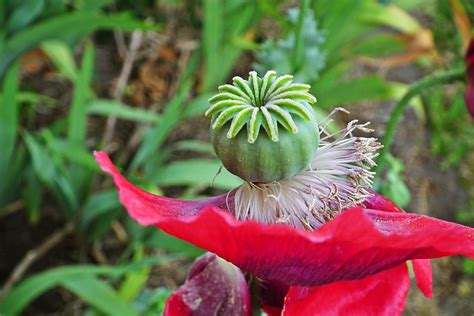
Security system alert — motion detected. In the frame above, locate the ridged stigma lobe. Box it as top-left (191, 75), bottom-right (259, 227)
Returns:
top-left (206, 70), bottom-right (317, 143)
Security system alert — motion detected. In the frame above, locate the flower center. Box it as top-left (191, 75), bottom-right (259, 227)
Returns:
top-left (231, 111), bottom-right (382, 230)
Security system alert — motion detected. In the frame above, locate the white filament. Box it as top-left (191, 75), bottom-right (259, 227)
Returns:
top-left (233, 115), bottom-right (382, 230)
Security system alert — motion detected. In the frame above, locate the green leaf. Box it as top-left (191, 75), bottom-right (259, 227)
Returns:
top-left (75, 0), bottom-right (112, 11)
top-left (41, 40), bottom-right (77, 80)
top-left (80, 190), bottom-right (120, 240)
top-left (63, 275), bottom-right (138, 316)
top-left (41, 0), bottom-right (66, 17)
top-left (6, 0), bottom-right (45, 33)
top-left (23, 132), bottom-right (56, 183)
top-left (171, 140), bottom-right (215, 156)
top-left (146, 230), bottom-right (204, 258)
top-left (118, 246), bottom-right (150, 302)
top-left (0, 145), bottom-right (27, 208)
top-left (0, 258), bottom-right (172, 315)
top-left (23, 132), bottom-right (79, 211)
top-left (0, 64), bottom-right (19, 188)
top-left (463, 259), bottom-right (474, 275)
top-left (316, 75), bottom-right (407, 108)
top-left (359, 2), bottom-right (421, 33)
top-left (202, 0), bottom-right (224, 91)
top-left (134, 287), bottom-right (171, 315)
top-left (68, 41), bottom-right (94, 143)
top-left (47, 138), bottom-right (99, 170)
top-left (201, 1), bottom-right (260, 91)
top-left (292, 0), bottom-right (310, 71)
top-left (378, 154), bottom-right (411, 208)
top-left (0, 11), bottom-right (152, 78)
top-left (88, 99), bottom-right (161, 123)
top-left (22, 167), bottom-right (43, 224)
top-left (182, 92), bottom-right (214, 118)
top-left (351, 33), bottom-right (406, 58)
top-left (151, 159), bottom-right (242, 189)
top-left (313, 0), bottom-right (370, 57)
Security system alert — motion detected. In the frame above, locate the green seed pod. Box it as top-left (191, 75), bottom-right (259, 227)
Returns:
top-left (206, 71), bottom-right (319, 183)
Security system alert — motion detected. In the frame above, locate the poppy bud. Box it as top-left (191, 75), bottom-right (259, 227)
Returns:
top-left (164, 253), bottom-right (250, 316)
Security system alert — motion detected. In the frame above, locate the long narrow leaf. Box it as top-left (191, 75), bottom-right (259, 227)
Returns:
top-left (68, 41), bottom-right (94, 143)
top-left (316, 75), bottom-right (408, 108)
top-left (63, 276), bottom-right (138, 316)
top-left (202, 0), bottom-right (223, 91)
top-left (0, 64), bottom-right (19, 192)
top-left (118, 246), bottom-right (150, 302)
top-left (292, 0), bottom-right (310, 72)
top-left (88, 100), bottom-right (161, 123)
top-left (0, 11), bottom-right (151, 77)
top-left (151, 159), bottom-right (242, 189)
top-left (0, 257), bottom-right (173, 315)
top-left (41, 40), bottom-right (77, 80)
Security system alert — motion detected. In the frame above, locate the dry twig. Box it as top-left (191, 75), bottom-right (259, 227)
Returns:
top-left (101, 31), bottom-right (144, 149)
top-left (0, 222), bottom-right (74, 299)
top-left (117, 41), bottom-right (195, 165)
top-left (0, 200), bottom-right (24, 220)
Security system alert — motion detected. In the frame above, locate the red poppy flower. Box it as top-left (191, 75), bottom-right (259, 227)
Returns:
top-left (466, 38), bottom-right (474, 118)
top-left (94, 151), bottom-right (474, 315)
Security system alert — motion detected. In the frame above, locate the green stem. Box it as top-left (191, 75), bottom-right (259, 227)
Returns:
top-left (374, 67), bottom-right (466, 176)
top-left (292, 0), bottom-right (310, 73)
top-left (248, 275), bottom-right (261, 316)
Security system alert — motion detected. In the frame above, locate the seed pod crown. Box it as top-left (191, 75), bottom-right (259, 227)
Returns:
top-left (206, 71), bottom-right (317, 143)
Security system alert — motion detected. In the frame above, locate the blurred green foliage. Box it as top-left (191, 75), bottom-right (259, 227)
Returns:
top-left (0, 0), bottom-right (473, 314)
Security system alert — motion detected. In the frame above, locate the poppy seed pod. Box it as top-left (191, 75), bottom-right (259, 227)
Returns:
top-left (206, 70), bottom-right (319, 182)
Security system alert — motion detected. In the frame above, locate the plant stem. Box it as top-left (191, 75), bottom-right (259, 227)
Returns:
top-left (248, 276), bottom-right (262, 316)
top-left (374, 67), bottom-right (466, 176)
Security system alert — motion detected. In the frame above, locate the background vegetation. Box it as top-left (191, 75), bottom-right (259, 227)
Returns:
top-left (0, 0), bottom-right (473, 314)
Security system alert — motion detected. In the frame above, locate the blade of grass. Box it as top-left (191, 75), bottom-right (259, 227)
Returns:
top-left (6, 0), bottom-right (45, 33)
top-left (150, 159), bottom-right (242, 190)
top-left (79, 189), bottom-right (121, 241)
top-left (41, 40), bottom-right (77, 81)
top-left (68, 41), bottom-right (94, 143)
top-left (88, 99), bottom-right (161, 123)
top-left (24, 131), bottom-right (79, 212)
top-left (118, 245), bottom-right (150, 302)
top-left (0, 11), bottom-right (151, 78)
top-left (292, 0), bottom-right (310, 72)
top-left (316, 75), bottom-right (408, 108)
top-left (63, 275), bottom-right (138, 316)
top-left (0, 257), bottom-right (173, 315)
top-left (0, 63), bottom-right (19, 187)
top-left (202, 0), bottom-right (223, 91)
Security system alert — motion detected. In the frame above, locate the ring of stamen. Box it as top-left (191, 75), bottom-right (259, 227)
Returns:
top-left (232, 111), bottom-right (382, 230)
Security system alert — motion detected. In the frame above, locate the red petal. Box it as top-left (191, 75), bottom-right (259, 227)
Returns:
top-left (95, 152), bottom-right (474, 286)
top-left (466, 38), bottom-right (474, 79)
top-left (363, 191), bottom-right (404, 213)
top-left (282, 264), bottom-right (410, 316)
top-left (164, 253), bottom-right (250, 316)
top-left (412, 259), bottom-right (433, 298)
top-left (94, 151), bottom-right (229, 224)
top-left (465, 84), bottom-right (474, 119)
